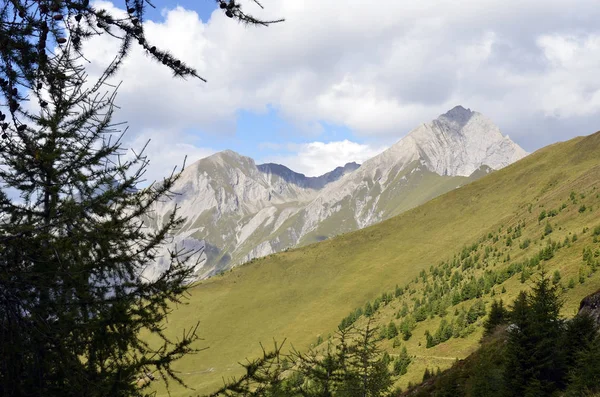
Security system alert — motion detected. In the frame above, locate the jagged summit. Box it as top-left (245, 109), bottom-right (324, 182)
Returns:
top-left (257, 161), bottom-right (360, 190)
top-left (182, 150), bottom-right (253, 172)
top-left (440, 105), bottom-right (477, 119)
top-left (388, 106), bottom-right (528, 177)
top-left (206, 149), bottom-right (250, 163)
top-left (202, 149), bottom-right (236, 160)
top-left (218, 149), bottom-right (238, 156)
top-left (439, 105), bottom-right (475, 128)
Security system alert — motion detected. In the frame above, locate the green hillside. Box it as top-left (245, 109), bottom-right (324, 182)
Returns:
top-left (151, 132), bottom-right (600, 397)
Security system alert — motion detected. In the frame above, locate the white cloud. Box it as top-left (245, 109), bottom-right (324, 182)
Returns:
top-left (122, 128), bottom-right (215, 186)
top-left (535, 34), bottom-right (600, 118)
top-left (261, 140), bottom-right (388, 177)
top-left (81, 0), bottom-right (600, 168)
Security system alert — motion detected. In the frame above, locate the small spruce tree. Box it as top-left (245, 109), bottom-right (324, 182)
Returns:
top-left (422, 368), bottom-right (432, 382)
top-left (386, 321), bottom-right (398, 339)
top-left (393, 346), bottom-right (411, 376)
top-left (544, 221), bottom-right (553, 235)
top-left (552, 269), bottom-right (562, 285)
top-left (483, 299), bottom-right (508, 337)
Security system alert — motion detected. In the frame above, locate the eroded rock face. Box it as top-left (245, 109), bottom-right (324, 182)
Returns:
top-left (578, 289), bottom-right (600, 326)
top-left (144, 106), bottom-right (529, 281)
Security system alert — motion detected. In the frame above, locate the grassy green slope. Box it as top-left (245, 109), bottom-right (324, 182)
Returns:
top-left (378, 166), bottom-right (472, 219)
top-left (152, 132), bottom-right (600, 396)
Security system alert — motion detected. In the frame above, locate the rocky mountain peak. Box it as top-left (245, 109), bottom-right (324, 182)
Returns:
top-left (206, 149), bottom-right (250, 164)
top-left (438, 105), bottom-right (475, 128)
top-left (388, 106), bottom-right (528, 177)
top-left (257, 161), bottom-right (360, 190)
top-left (343, 161), bottom-right (360, 169)
top-left (144, 106), bottom-right (529, 281)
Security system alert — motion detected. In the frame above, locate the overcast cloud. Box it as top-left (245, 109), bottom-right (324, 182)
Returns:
top-left (261, 140), bottom-right (389, 177)
top-left (85, 0), bottom-right (600, 178)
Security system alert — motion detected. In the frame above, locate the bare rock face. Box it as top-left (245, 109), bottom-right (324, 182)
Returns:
top-left (578, 289), bottom-right (600, 326)
top-left (144, 106), bottom-right (529, 281)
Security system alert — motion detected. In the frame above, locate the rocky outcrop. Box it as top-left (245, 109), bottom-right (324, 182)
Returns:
top-left (578, 289), bottom-right (600, 327)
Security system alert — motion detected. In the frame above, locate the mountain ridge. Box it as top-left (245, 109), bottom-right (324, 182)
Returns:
top-left (256, 161), bottom-right (360, 190)
top-left (144, 106), bottom-right (528, 280)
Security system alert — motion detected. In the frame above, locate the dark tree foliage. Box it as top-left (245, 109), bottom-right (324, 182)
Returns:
top-left (504, 273), bottom-right (566, 397)
top-left (206, 340), bottom-right (289, 397)
top-left (565, 329), bottom-right (600, 396)
top-left (483, 299), bottom-right (508, 337)
top-left (392, 346), bottom-right (410, 376)
top-left (343, 320), bottom-right (394, 397)
top-left (385, 321), bottom-right (398, 340)
top-left (0, 1), bottom-right (282, 396)
top-left (0, 0), bottom-right (283, 88)
top-left (210, 321), bottom-right (397, 397)
top-left (561, 311), bottom-right (598, 369)
top-left (364, 302), bottom-right (374, 317)
top-left (0, 33), bottom-right (202, 397)
top-left (403, 274), bottom-right (600, 397)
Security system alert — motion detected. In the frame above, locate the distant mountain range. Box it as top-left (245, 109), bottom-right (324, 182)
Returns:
top-left (142, 105), bottom-right (528, 281)
top-left (257, 161), bottom-right (361, 190)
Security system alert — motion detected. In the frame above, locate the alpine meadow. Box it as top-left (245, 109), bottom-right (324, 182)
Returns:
top-left (149, 131), bottom-right (600, 396)
top-left (2, 1), bottom-right (600, 397)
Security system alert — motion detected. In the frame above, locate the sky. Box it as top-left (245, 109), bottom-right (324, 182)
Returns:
top-left (85, 0), bottom-right (600, 181)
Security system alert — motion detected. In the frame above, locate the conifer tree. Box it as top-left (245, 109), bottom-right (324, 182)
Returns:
top-left (526, 272), bottom-right (565, 392)
top-left (365, 302), bottom-right (374, 317)
top-left (422, 368), bottom-right (432, 382)
top-left (503, 291), bottom-right (531, 397)
top-left (503, 273), bottom-right (566, 397)
top-left (561, 311), bottom-right (598, 370)
top-left (483, 299), bottom-right (508, 337)
top-left (0, 1), bottom-right (282, 396)
top-left (552, 269), bottom-right (561, 285)
top-left (294, 320), bottom-right (394, 397)
top-left (565, 333), bottom-right (600, 396)
top-left (385, 321), bottom-right (398, 339)
top-left (293, 342), bottom-right (343, 397)
top-left (561, 312), bottom-right (600, 396)
top-left (207, 340), bottom-right (289, 397)
top-left (392, 346), bottom-right (411, 376)
top-left (343, 319), bottom-right (393, 397)
top-left (0, 31), bottom-right (202, 397)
